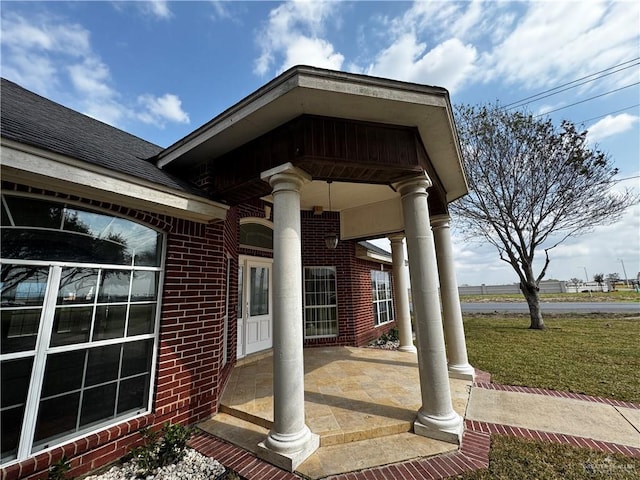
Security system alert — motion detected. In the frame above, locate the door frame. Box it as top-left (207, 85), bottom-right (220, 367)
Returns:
top-left (237, 255), bottom-right (273, 358)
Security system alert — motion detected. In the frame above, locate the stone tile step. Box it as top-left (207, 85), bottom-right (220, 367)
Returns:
top-left (298, 430), bottom-right (456, 479)
top-left (198, 412), bottom-right (267, 457)
top-left (218, 403), bottom-right (415, 447)
top-left (220, 404), bottom-right (273, 430)
top-left (197, 413), bottom-right (457, 480)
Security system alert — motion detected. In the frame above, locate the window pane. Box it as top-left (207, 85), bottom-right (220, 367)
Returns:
top-left (121, 340), bottom-right (153, 377)
top-left (1, 358), bottom-right (33, 462)
top-left (1, 196), bottom-right (162, 266)
top-left (239, 223), bottom-right (273, 249)
top-left (130, 271), bottom-right (157, 301)
top-left (1, 265), bottom-right (48, 306)
top-left (1, 407), bottom-right (24, 462)
top-left (85, 345), bottom-right (121, 386)
top-left (98, 270), bottom-right (131, 303)
top-left (127, 304), bottom-right (156, 336)
top-left (93, 305), bottom-right (126, 340)
top-left (249, 267), bottom-right (269, 316)
top-left (80, 383), bottom-right (117, 427)
top-left (58, 268), bottom-right (98, 305)
top-left (50, 306), bottom-right (92, 346)
top-left (33, 392), bottom-right (80, 445)
top-left (117, 374), bottom-right (150, 414)
top-left (3, 196), bottom-right (62, 229)
top-left (1, 309), bottom-right (41, 353)
top-left (41, 350), bottom-right (85, 397)
top-left (1, 264), bottom-right (47, 352)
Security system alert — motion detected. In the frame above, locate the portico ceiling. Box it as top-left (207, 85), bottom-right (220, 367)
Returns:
top-left (157, 66), bottom-right (468, 203)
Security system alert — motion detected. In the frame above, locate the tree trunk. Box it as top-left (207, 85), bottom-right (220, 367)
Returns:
top-left (521, 281), bottom-right (545, 330)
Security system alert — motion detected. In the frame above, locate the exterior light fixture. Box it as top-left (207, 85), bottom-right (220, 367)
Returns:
top-left (324, 180), bottom-right (339, 250)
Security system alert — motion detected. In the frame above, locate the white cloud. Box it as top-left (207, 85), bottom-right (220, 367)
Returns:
top-left (209, 0), bottom-right (234, 21)
top-left (281, 36), bottom-right (344, 73)
top-left (479, 1), bottom-right (639, 91)
top-left (254, 0), bottom-right (343, 76)
top-left (1, 10), bottom-right (190, 131)
top-left (1, 11), bottom-right (90, 55)
top-left (586, 114), bottom-right (640, 143)
top-left (366, 35), bottom-right (477, 91)
top-left (138, 93), bottom-right (190, 126)
top-left (0, 11), bottom-right (91, 95)
top-left (139, 0), bottom-right (172, 20)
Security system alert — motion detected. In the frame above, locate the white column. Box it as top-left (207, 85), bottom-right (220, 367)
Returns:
top-left (258, 163), bottom-right (319, 471)
top-left (393, 174), bottom-right (463, 444)
top-left (388, 234), bottom-right (416, 353)
top-left (431, 215), bottom-right (475, 380)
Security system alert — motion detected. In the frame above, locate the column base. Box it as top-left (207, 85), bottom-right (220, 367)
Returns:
top-left (448, 363), bottom-right (476, 381)
top-left (257, 427), bottom-right (320, 472)
top-left (398, 344), bottom-right (417, 353)
top-left (414, 410), bottom-right (463, 445)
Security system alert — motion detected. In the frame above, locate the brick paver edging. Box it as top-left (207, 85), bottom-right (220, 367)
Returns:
top-left (188, 433), bottom-right (299, 480)
top-left (188, 427), bottom-right (492, 480)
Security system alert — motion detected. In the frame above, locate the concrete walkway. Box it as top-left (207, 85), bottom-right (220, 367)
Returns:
top-left (466, 386), bottom-right (639, 448)
top-left (190, 347), bottom-right (640, 479)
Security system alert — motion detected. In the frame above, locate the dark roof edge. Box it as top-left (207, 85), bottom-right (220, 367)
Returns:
top-left (0, 78), bottom-right (163, 158)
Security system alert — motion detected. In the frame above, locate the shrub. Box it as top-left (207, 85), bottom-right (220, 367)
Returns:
top-left (129, 423), bottom-right (194, 478)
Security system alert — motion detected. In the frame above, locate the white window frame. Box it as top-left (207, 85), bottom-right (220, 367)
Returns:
top-left (303, 266), bottom-right (338, 339)
top-left (1, 194), bottom-right (165, 466)
top-left (371, 270), bottom-right (394, 326)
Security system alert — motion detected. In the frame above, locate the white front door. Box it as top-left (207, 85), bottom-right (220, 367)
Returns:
top-left (237, 256), bottom-right (272, 357)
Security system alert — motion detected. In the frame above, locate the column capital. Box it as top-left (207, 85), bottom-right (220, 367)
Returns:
top-left (430, 214), bottom-right (451, 229)
top-left (387, 232), bottom-right (406, 243)
top-left (392, 172), bottom-right (432, 196)
top-left (261, 163), bottom-right (312, 192)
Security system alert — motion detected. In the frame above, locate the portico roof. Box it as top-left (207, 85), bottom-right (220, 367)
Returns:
top-left (157, 66), bottom-right (468, 203)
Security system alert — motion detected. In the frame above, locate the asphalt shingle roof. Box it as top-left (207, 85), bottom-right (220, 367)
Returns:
top-left (0, 78), bottom-right (206, 196)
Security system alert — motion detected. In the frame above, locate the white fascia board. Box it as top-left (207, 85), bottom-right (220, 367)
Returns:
top-left (157, 73), bottom-right (301, 169)
top-left (1, 141), bottom-right (228, 223)
top-left (356, 249), bottom-right (393, 265)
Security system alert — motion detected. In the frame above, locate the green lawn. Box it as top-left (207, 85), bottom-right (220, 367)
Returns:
top-left (453, 436), bottom-right (640, 480)
top-left (464, 314), bottom-right (640, 403)
top-left (448, 313), bottom-right (640, 479)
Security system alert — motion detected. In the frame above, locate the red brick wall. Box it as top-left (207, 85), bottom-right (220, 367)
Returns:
top-left (300, 210), bottom-right (397, 348)
top-left (0, 182), bottom-right (228, 480)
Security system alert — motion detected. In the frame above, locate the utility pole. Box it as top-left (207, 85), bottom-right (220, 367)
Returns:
top-left (581, 266), bottom-right (589, 283)
top-left (619, 259), bottom-right (629, 287)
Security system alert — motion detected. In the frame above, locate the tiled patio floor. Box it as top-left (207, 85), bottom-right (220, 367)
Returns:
top-left (198, 346), bottom-right (473, 478)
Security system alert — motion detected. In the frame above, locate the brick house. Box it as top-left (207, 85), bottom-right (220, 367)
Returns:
top-left (0, 66), bottom-right (473, 478)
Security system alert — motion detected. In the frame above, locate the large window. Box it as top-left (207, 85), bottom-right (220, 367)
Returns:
top-left (1, 194), bottom-right (163, 465)
top-left (371, 270), bottom-right (394, 326)
top-left (304, 267), bottom-right (337, 338)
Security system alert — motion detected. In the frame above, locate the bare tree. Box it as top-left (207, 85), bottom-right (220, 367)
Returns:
top-left (451, 104), bottom-right (637, 329)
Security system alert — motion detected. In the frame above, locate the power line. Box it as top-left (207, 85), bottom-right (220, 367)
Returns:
top-left (533, 82), bottom-right (640, 118)
top-left (503, 62), bottom-right (639, 111)
top-left (501, 57), bottom-right (640, 110)
top-left (579, 104), bottom-right (640, 125)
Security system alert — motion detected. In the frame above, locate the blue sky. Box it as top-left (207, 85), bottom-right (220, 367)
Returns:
top-left (2, 0), bottom-right (639, 286)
